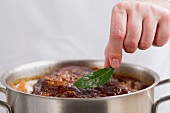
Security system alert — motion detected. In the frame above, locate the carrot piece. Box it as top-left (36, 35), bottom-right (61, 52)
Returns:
top-left (14, 81), bottom-right (27, 93)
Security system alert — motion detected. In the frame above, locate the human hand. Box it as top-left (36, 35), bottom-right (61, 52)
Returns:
top-left (104, 1), bottom-right (170, 68)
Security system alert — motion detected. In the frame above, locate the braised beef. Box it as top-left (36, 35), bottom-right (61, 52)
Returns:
top-left (32, 66), bottom-right (147, 98)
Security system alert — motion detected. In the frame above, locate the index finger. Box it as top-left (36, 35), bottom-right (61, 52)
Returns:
top-left (106, 4), bottom-right (127, 68)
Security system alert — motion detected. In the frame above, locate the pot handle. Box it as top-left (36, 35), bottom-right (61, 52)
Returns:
top-left (0, 87), bottom-right (12, 113)
top-left (152, 79), bottom-right (170, 113)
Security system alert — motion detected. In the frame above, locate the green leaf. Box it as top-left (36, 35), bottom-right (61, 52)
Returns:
top-left (73, 66), bottom-right (114, 88)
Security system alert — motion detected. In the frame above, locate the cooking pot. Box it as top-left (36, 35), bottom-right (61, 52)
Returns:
top-left (0, 60), bottom-right (170, 113)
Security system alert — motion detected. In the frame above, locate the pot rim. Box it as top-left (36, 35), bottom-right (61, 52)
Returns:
top-left (0, 60), bottom-right (160, 100)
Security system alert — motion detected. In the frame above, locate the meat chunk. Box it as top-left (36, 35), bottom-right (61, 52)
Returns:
top-left (32, 66), bottom-right (147, 98)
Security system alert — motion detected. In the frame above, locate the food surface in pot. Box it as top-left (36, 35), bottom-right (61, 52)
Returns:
top-left (12, 66), bottom-right (148, 98)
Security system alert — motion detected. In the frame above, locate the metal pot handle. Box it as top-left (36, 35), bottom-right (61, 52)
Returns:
top-left (0, 87), bottom-right (12, 113)
top-left (152, 79), bottom-right (170, 113)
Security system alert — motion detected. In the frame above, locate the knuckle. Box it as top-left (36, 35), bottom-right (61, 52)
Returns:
top-left (150, 4), bottom-right (156, 14)
top-left (109, 52), bottom-right (122, 59)
top-left (110, 30), bottom-right (125, 41)
top-left (135, 2), bottom-right (141, 11)
top-left (112, 2), bottom-right (126, 13)
top-left (114, 2), bottom-right (125, 10)
top-left (129, 1), bottom-right (141, 12)
top-left (138, 42), bottom-right (151, 50)
top-left (154, 37), bottom-right (169, 47)
top-left (142, 3), bottom-right (155, 17)
top-left (124, 39), bottom-right (137, 49)
top-left (148, 3), bottom-right (158, 16)
top-left (153, 42), bottom-right (165, 47)
top-left (125, 1), bottom-right (141, 12)
top-left (158, 43), bottom-right (165, 47)
top-left (124, 48), bottom-right (136, 53)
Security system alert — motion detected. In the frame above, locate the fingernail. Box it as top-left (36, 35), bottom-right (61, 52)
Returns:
top-left (111, 59), bottom-right (120, 68)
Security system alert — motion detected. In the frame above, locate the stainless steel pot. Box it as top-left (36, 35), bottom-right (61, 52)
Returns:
top-left (0, 60), bottom-right (170, 113)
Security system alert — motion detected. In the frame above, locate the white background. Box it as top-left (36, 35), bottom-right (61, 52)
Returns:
top-left (0, 0), bottom-right (170, 113)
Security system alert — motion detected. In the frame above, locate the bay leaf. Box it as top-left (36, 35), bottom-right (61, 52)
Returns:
top-left (73, 66), bottom-right (114, 88)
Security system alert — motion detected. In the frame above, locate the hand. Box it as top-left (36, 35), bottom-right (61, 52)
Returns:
top-left (104, 1), bottom-right (170, 68)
